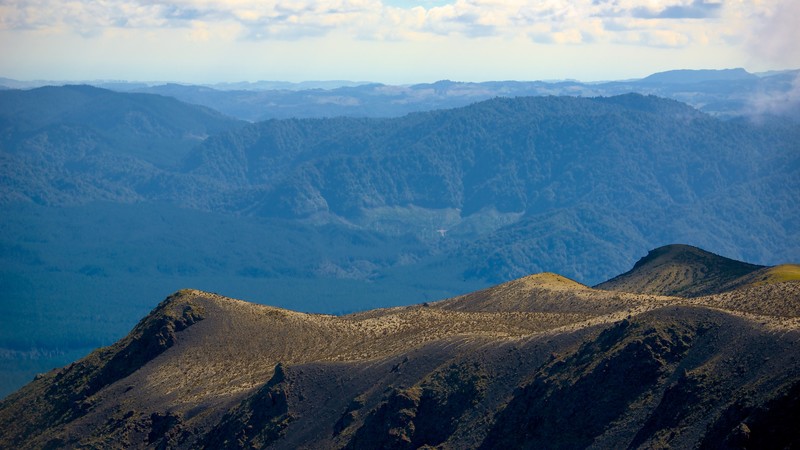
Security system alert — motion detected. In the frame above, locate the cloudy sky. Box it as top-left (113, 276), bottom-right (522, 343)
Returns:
top-left (0, 0), bottom-right (797, 84)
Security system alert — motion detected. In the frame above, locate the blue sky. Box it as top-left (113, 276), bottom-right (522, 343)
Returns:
top-left (0, 0), bottom-right (797, 84)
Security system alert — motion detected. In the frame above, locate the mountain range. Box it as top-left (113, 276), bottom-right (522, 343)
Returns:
top-left (1, 244), bottom-right (799, 448)
top-left (3, 68), bottom-right (799, 122)
top-left (4, 87), bottom-right (796, 278)
top-left (1, 82), bottom-right (798, 397)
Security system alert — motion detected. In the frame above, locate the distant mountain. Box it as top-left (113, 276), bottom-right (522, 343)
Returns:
top-left (2, 248), bottom-right (799, 448)
top-left (4, 68), bottom-right (798, 121)
top-left (118, 68), bottom-right (799, 121)
top-left (640, 68), bottom-right (758, 84)
top-left (208, 80), bottom-right (371, 91)
top-left (2, 89), bottom-right (797, 293)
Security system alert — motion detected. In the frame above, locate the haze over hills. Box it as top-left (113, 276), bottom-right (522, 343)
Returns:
top-left (1, 83), bottom-right (798, 396)
top-left (1, 245), bottom-right (799, 448)
top-left (2, 68), bottom-right (798, 121)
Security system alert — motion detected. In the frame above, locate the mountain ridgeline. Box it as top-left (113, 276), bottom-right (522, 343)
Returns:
top-left (0, 85), bottom-right (798, 397)
top-left (9, 68), bottom-right (790, 122)
top-left (1, 245), bottom-right (799, 448)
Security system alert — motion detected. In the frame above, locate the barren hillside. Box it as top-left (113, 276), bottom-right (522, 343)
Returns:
top-left (1, 247), bottom-right (799, 449)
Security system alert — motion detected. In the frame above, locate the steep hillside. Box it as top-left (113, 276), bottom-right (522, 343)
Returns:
top-left (185, 94), bottom-right (719, 217)
top-left (0, 85), bottom-right (243, 206)
top-left (1, 250), bottom-right (799, 448)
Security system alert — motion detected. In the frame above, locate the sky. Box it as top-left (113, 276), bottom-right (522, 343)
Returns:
top-left (0, 0), bottom-right (798, 84)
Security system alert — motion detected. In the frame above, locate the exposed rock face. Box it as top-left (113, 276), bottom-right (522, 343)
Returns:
top-left (481, 319), bottom-right (698, 449)
top-left (1, 250), bottom-right (799, 449)
top-left (345, 362), bottom-right (488, 449)
top-left (205, 363), bottom-right (294, 449)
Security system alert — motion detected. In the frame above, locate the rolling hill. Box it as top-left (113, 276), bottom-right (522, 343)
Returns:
top-left (595, 244), bottom-right (766, 297)
top-left (1, 246), bottom-right (799, 448)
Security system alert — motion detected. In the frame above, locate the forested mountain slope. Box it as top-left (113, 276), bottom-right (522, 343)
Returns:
top-left (4, 91), bottom-right (797, 282)
top-left (179, 94), bottom-right (799, 281)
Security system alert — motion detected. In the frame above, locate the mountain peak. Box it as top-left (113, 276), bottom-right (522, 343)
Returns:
top-left (631, 244), bottom-right (715, 269)
top-left (519, 272), bottom-right (589, 290)
top-left (596, 244), bottom-right (765, 297)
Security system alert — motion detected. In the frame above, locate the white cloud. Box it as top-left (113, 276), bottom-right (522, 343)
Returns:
top-left (0, 0), bottom-right (791, 83)
top-left (0, 0), bottom-right (771, 48)
top-left (747, 72), bottom-right (800, 118)
top-left (743, 0), bottom-right (800, 67)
